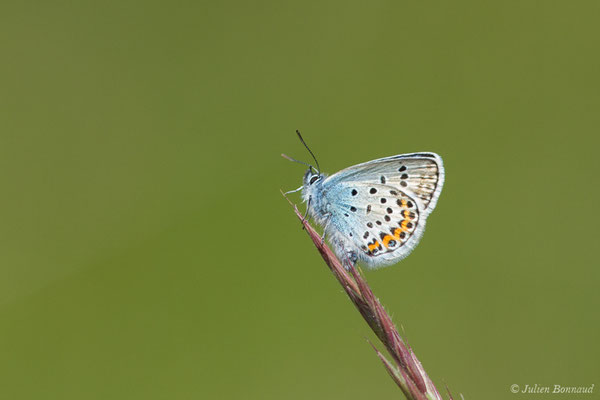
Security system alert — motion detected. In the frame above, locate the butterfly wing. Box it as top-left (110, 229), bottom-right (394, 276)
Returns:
top-left (322, 153), bottom-right (444, 268)
top-left (327, 153), bottom-right (444, 214)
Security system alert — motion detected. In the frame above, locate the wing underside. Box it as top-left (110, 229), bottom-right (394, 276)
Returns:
top-left (323, 153), bottom-right (444, 266)
top-left (327, 153), bottom-right (444, 213)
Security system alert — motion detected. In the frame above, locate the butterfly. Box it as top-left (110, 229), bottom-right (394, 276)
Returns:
top-left (285, 131), bottom-right (444, 269)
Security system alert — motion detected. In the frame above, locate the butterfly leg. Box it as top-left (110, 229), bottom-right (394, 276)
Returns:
top-left (342, 251), bottom-right (357, 268)
top-left (301, 196), bottom-right (312, 228)
top-left (284, 185), bottom-right (303, 195)
top-left (337, 242), bottom-right (358, 270)
top-left (348, 251), bottom-right (358, 265)
top-left (338, 251), bottom-right (358, 270)
top-left (320, 213), bottom-right (332, 245)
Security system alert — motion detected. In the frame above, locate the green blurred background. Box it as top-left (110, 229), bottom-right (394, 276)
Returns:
top-left (1, 1), bottom-right (599, 399)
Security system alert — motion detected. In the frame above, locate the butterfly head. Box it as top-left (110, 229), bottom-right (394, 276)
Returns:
top-left (300, 167), bottom-right (327, 207)
top-left (303, 167), bottom-right (323, 187)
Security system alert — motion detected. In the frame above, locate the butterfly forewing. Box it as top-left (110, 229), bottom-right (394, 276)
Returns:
top-left (327, 153), bottom-right (444, 213)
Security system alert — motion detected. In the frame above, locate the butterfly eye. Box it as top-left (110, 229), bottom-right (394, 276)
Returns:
top-left (309, 175), bottom-right (319, 185)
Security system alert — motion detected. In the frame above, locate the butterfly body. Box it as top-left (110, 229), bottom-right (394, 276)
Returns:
top-left (300, 153), bottom-right (444, 269)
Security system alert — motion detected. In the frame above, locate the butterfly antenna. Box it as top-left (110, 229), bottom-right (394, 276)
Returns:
top-left (295, 130), bottom-right (321, 174)
top-left (281, 153), bottom-right (316, 172)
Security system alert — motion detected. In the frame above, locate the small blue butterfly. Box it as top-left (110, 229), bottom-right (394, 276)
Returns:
top-left (285, 131), bottom-right (444, 269)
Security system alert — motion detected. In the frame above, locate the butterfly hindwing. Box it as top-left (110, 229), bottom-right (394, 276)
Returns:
top-left (327, 182), bottom-right (422, 263)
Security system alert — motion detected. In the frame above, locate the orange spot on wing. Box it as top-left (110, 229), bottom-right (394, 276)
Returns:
top-left (368, 241), bottom-right (380, 251)
top-left (381, 235), bottom-right (394, 248)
